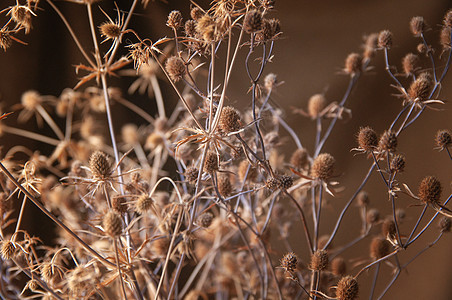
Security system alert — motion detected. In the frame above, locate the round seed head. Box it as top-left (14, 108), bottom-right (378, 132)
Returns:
top-left (219, 106), bottom-right (241, 133)
top-left (184, 19), bottom-right (196, 37)
top-left (409, 16), bottom-right (425, 36)
top-left (357, 126), bottom-right (378, 152)
top-left (311, 153), bottom-right (335, 180)
top-left (260, 18), bottom-right (281, 40)
top-left (443, 9), bottom-right (452, 27)
top-left (280, 252), bottom-right (298, 273)
top-left (0, 241), bottom-right (16, 260)
top-left (0, 28), bottom-right (12, 51)
top-left (366, 208), bottom-right (380, 225)
top-left (331, 257), bottom-right (347, 276)
top-left (438, 216), bottom-right (451, 233)
top-left (89, 151), bottom-right (113, 178)
top-left (203, 152), bottom-right (219, 173)
top-left (390, 154), bottom-right (405, 173)
top-left (336, 276), bottom-right (359, 300)
top-left (378, 130), bottom-right (397, 153)
top-left (356, 191), bottom-right (369, 207)
top-left (396, 208), bottom-right (406, 222)
top-left (11, 5), bottom-right (33, 33)
top-left (197, 212), bottom-right (214, 228)
top-left (408, 72), bottom-right (433, 101)
top-left (21, 90), bottom-right (42, 110)
top-left (370, 237), bottom-right (391, 260)
top-left (135, 194), bottom-right (154, 214)
top-left (102, 210), bottom-right (123, 237)
top-left (121, 124), bottom-right (139, 145)
top-left (243, 10), bottom-right (262, 33)
top-left (265, 177), bottom-right (279, 190)
top-left (344, 53), bottom-right (362, 75)
top-left (435, 129), bottom-right (451, 149)
top-left (417, 43), bottom-right (428, 54)
top-left (166, 10), bottom-right (183, 29)
top-left (145, 132), bottom-right (164, 150)
top-left (151, 237), bottom-right (170, 258)
top-left (190, 7), bottom-right (203, 20)
top-left (290, 148), bottom-right (308, 170)
top-left (278, 175), bottom-right (294, 190)
top-left (264, 73), bottom-right (278, 91)
top-left (40, 263), bottom-right (54, 283)
top-left (165, 56), bottom-right (186, 82)
top-left (440, 26), bottom-right (451, 49)
top-left (218, 174), bottom-right (233, 197)
top-left (308, 94), bottom-right (326, 118)
top-left (401, 53), bottom-right (419, 76)
top-left (418, 176), bottom-right (441, 204)
top-left (382, 219), bottom-right (396, 239)
top-left (184, 167), bottom-right (199, 184)
top-left (99, 22), bottom-right (121, 39)
top-left (111, 196), bottom-right (128, 214)
top-left (363, 33), bottom-right (379, 59)
top-left (309, 249), bottom-right (329, 271)
top-left (238, 160), bottom-right (258, 182)
top-left (378, 30), bottom-right (393, 49)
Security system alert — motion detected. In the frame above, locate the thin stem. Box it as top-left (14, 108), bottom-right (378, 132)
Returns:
top-left (404, 204), bottom-right (428, 246)
top-left (369, 263), bottom-right (380, 300)
top-left (36, 105), bottom-right (65, 140)
top-left (2, 126), bottom-right (60, 146)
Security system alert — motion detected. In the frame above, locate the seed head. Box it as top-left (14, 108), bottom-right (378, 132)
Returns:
top-left (166, 10), bottom-right (183, 29)
top-left (121, 124), bottom-right (139, 145)
top-left (440, 26), bottom-right (451, 49)
top-left (309, 249), bottom-right (329, 271)
top-left (219, 106), bottom-right (241, 133)
top-left (311, 153), bottom-right (335, 180)
top-left (11, 5), bottom-right (34, 33)
top-left (308, 94), bottom-right (326, 118)
top-left (443, 9), bottom-right (452, 27)
top-left (135, 194), bottom-right (154, 214)
top-left (0, 240), bottom-right (16, 260)
top-left (89, 151), bottom-right (112, 178)
top-left (418, 176), bottom-right (441, 205)
top-left (203, 152), bottom-right (218, 173)
top-left (40, 263), bottom-right (54, 283)
top-left (357, 126), bottom-right (378, 152)
top-left (438, 217), bottom-right (451, 233)
top-left (344, 53), bottom-right (362, 75)
top-left (184, 167), bottom-right (199, 184)
top-left (382, 219), bottom-right (396, 239)
top-left (197, 212), bottom-right (214, 228)
top-left (363, 33), bottom-right (379, 59)
top-left (378, 30), bottom-right (393, 49)
top-left (290, 148), bottom-right (308, 170)
top-left (165, 56), bottom-right (186, 82)
top-left (370, 237), bottom-right (391, 260)
top-left (102, 210), bottom-right (123, 237)
top-left (409, 16), bottom-right (425, 36)
top-left (0, 28), bottom-right (12, 51)
top-left (278, 175), bottom-right (294, 190)
top-left (331, 257), bottom-right (346, 276)
top-left (218, 174), bottom-right (233, 197)
top-left (390, 154), bottom-right (405, 173)
top-left (99, 22), bottom-right (121, 40)
top-left (366, 208), bottom-right (380, 225)
top-left (238, 160), bottom-right (258, 182)
top-left (243, 10), bottom-right (262, 33)
top-left (265, 177), bottom-right (279, 190)
top-left (435, 129), bottom-right (451, 150)
top-left (111, 196), bottom-right (128, 214)
top-left (378, 130), bottom-right (397, 153)
top-left (280, 252), bottom-right (298, 273)
top-left (184, 19), bottom-right (197, 37)
top-left (264, 73), bottom-right (278, 91)
top-left (356, 191), bottom-right (369, 207)
top-left (260, 18), bottom-right (281, 40)
top-left (401, 53), bottom-right (419, 76)
top-left (408, 72), bottom-right (433, 102)
top-left (21, 90), bottom-right (42, 110)
top-left (417, 43), bottom-right (428, 54)
top-left (336, 276), bottom-right (359, 300)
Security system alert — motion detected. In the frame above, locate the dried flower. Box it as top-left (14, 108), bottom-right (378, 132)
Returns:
top-left (310, 249), bottom-right (328, 271)
top-left (135, 194), bottom-right (154, 214)
top-left (357, 126), bottom-right (378, 152)
top-left (219, 106), bottom-right (241, 133)
top-left (438, 217), bottom-right (451, 233)
top-left (190, 7), bottom-right (203, 21)
top-left (390, 154), bottom-right (405, 173)
top-left (99, 22), bottom-right (121, 40)
top-left (331, 257), bottom-right (346, 276)
top-left (167, 10), bottom-right (183, 29)
top-left (308, 94), bottom-right (326, 118)
top-left (344, 53), bottom-right (362, 75)
top-left (356, 191), bottom-right (369, 207)
top-left (280, 252), bottom-right (298, 273)
top-left (418, 176), bottom-right (441, 205)
top-left (409, 16), bottom-right (425, 37)
top-left (0, 240), bottom-right (16, 260)
top-left (243, 10), bottom-right (263, 33)
top-left (0, 28), bottom-right (12, 51)
top-left (435, 129), bottom-right (451, 150)
top-left (363, 33), bottom-right (379, 59)
top-left (218, 174), bottom-right (233, 197)
top-left (382, 219), bottom-right (396, 239)
top-left (378, 30), bottom-right (392, 49)
top-left (103, 210), bottom-right (123, 237)
top-left (408, 72), bottom-right (433, 102)
top-left (370, 237), bottom-right (391, 260)
top-left (440, 26), bottom-right (451, 49)
top-left (290, 148), bottom-right (308, 170)
top-left (311, 153), bottom-right (335, 180)
top-left (203, 152), bottom-right (218, 173)
top-left (197, 212), bottom-right (214, 228)
top-left (165, 56), bottom-right (186, 82)
top-left (184, 167), bottom-right (199, 184)
top-left (366, 209), bottom-right (380, 225)
top-left (336, 276), bottom-right (359, 300)
top-left (401, 53), bottom-right (419, 76)
top-left (89, 151), bottom-right (113, 179)
top-left (378, 130), bottom-right (397, 153)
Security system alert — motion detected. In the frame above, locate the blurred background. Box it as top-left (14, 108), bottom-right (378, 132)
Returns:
top-left (0, 0), bottom-right (451, 298)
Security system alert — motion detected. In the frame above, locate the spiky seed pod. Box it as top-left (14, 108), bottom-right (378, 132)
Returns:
top-left (0, 241), bottom-right (16, 260)
top-left (243, 10), bottom-right (262, 33)
top-left (443, 9), bottom-right (452, 27)
top-left (219, 106), bottom-right (241, 133)
top-left (311, 153), bottom-right (335, 180)
top-left (401, 53), bottom-right (419, 76)
top-left (135, 194), bottom-right (154, 214)
top-left (408, 72), bottom-right (433, 101)
top-left (390, 154), bottom-right (405, 173)
top-left (102, 210), bottom-right (123, 237)
top-left (331, 257), bottom-right (347, 276)
top-left (278, 175), bottom-right (294, 189)
top-left (438, 217), bottom-right (451, 233)
top-left (417, 43), bottom-right (427, 54)
top-left (89, 151), bottom-right (112, 178)
top-left (238, 160), bottom-right (258, 182)
top-left (344, 53), bottom-right (362, 75)
top-left (197, 212), bottom-right (214, 228)
top-left (363, 33), bottom-right (379, 59)
top-left (357, 126), bottom-right (378, 152)
top-left (265, 177), bottom-right (279, 190)
top-left (112, 196), bottom-right (128, 214)
top-left (308, 94), bottom-right (326, 118)
top-left (382, 219), bottom-right (396, 238)
top-left (68, 266), bottom-right (95, 295)
top-left (280, 252), bottom-right (298, 273)
top-left (204, 152), bottom-right (218, 173)
top-left (290, 148), bottom-right (308, 169)
top-left (190, 7), bottom-right (203, 21)
top-left (166, 10), bottom-right (183, 29)
top-left (99, 22), bottom-right (121, 40)
top-left (310, 249), bottom-right (329, 271)
top-left (165, 56), bottom-right (186, 82)
top-left (435, 129), bottom-right (452, 149)
top-left (418, 176), bottom-right (442, 205)
top-left (11, 5), bottom-right (33, 33)
top-left (370, 237), bottom-right (391, 260)
top-left (40, 263), bottom-right (54, 283)
top-left (0, 29), bottom-right (12, 51)
top-left (264, 73), bottom-right (278, 91)
top-left (378, 130), bottom-right (397, 153)
top-left (151, 237), bottom-right (170, 258)
top-left (185, 20), bottom-right (197, 37)
top-left (336, 276), bottom-right (359, 300)
top-left (410, 16), bottom-right (425, 36)
top-left (184, 167), bottom-right (199, 184)
top-left (440, 26), bottom-right (451, 49)
top-left (260, 18), bottom-right (281, 40)
top-left (366, 208), bottom-right (380, 225)
top-left (356, 191), bottom-right (369, 207)
top-left (218, 175), bottom-right (233, 197)
top-left (378, 30), bottom-right (392, 49)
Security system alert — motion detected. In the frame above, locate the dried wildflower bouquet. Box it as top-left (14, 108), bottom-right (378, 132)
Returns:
top-left (0, 0), bottom-right (451, 299)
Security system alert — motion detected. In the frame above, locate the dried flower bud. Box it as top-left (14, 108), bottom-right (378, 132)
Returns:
top-left (121, 124), bottom-right (139, 145)
top-left (99, 22), bottom-right (121, 40)
top-left (89, 151), bottom-right (112, 178)
top-left (366, 208), bottom-right (380, 225)
top-left (408, 72), bottom-right (433, 102)
top-left (310, 249), bottom-right (329, 271)
top-left (344, 53), bottom-right (362, 75)
top-left (260, 18), bottom-right (281, 40)
top-left (0, 240), bottom-right (16, 260)
top-left (409, 16), bottom-right (425, 36)
top-left (336, 276), bottom-right (359, 300)
top-left (290, 148), bottom-right (308, 169)
top-left (190, 7), bottom-right (203, 21)
top-left (363, 33), bottom-right (379, 59)
top-left (219, 106), bottom-right (241, 133)
top-left (0, 28), bottom-right (12, 51)
top-left (238, 160), bottom-right (258, 182)
top-left (243, 10), bottom-right (262, 33)
top-left (378, 30), bottom-right (392, 49)
top-left (401, 53), bottom-right (419, 76)
top-left (218, 174), bottom-right (233, 197)
top-left (184, 167), bottom-right (199, 184)
top-left (280, 252), bottom-right (298, 273)
top-left (378, 130), bottom-right (397, 153)
top-left (331, 257), bottom-right (347, 276)
top-left (135, 194), bottom-right (154, 214)
top-left (311, 153), bottom-right (335, 180)
top-left (438, 216), bottom-right (451, 233)
top-left (204, 152), bottom-right (218, 173)
top-left (264, 73), bottom-right (278, 91)
top-left (308, 94), bottom-right (326, 118)
top-left (390, 154), bottom-right (405, 173)
top-left (165, 56), bottom-right (186, 82)
top-left (102, 210), bottom-right (123, 237)
top-left (265, 177), bottom-right (279, 190)
top-left (443, 9), bottom-right (452, 27)
top-left (197, 212), bottom-right (214, 228)
top-left (356, 191), bottom-right (369, 207)
top-left (357, 126), bottom-right (378, 152)
top-left (435, 129), bottom-right (451, 149)
top-left (440, 26), bottom-right (451, 49)
top-left (382, 219), bottom-right (396, 239)
top-left (11, 5), bottom-right (33, 33)
top-left (166, 10), bottom-right (183, 29)
top-left (370, 237), bottom-right (391, 260)
top-left (184, 19), bottom-right (196, 37)
top-left (278, 175), bottom-right (294, 190)
top-left (396, 208), bottom-right (406, 222)
top-left (111, 196), bottom-right (128, 214)
top-left (418, 176), bottom-right (441, 205)
top-left (417, 43), bottom-right (427, 54)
